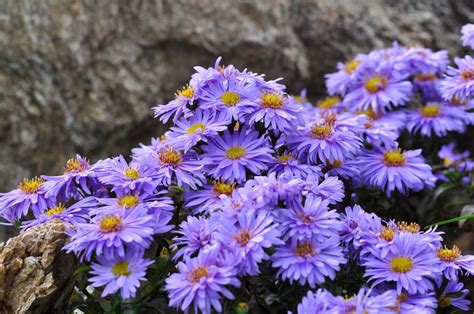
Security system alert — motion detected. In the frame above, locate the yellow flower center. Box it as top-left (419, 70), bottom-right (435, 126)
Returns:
top-left (382, 149), bottom-right (406, 166)
top-left (397, 221), bottom-right (420, 233)
top-left (365, 76), bottom-right (387, 93)
top-left (124, 167), bottom-right (140, 179)
top-left (117, 195), bottom-right (140, 209)
top-left (439, 297), bottom-right (451, 308)
top-left (99, 215), bottom-right (122, 233)
top-left (344, 60), bottom-right (361, 74)
top-left (379, 227), bottom-right (396, 241)
top-left (293, 95), bottom-right (307, 103)
top-left (233, 230), bottom-right (251, 247)
top-left (461, 67), bottom-right (474, 81)
top-left (45, 204), bottom-right (66, 216)
top-left (414, 72), bottom-right (437, 81)
top-left (226, 146), bottom-right (246, 160)
top-left (175, 84), bottom-right (194, 99)
top-left (186, 122), bottom-right (206, 134)
top-left (443, 157), bottom-right (452, 167)
top-left (220, 91), bottom-right (241, 106)
top-left (420, 105), bottom-right (440, 118)
top-left (318, 96), bottom-right (341, 109)
top-left (64, 157), bottom-right (88, 173)
top-left (277, 154), bottom-right (292, 164)
top-left (158, 147), bottom-right (182, 166)
top-left (357, 108), bottom-right (378, 120)
top-left (310, 123), bottom-right (333, 139)
top-left (112, 261), bottom-right (131, 276)
top-left (188, 266), bottom-right (209, 283)
top-left (236, 302), bottom-right (249, 311)
top-left (295, 242), bottom-right (316, 257)
top-left (212, 180), bottom-right (235, 196)
top-left (326, 159), bottom-right (343, 168)
top-left (437, 245), bottom-right (461, 262)
top-left (261, 92), bottom-right (285, 109)
top-left (390, 257), bottom-right (414, 273)
top-left (18, 177), bottom-right (44, 194)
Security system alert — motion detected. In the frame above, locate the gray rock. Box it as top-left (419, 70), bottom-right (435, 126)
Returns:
top-left (0, 0), bottom-right (472, 190)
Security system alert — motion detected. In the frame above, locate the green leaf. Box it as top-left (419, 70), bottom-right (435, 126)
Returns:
top-left (428, 214), bottom-right (474, 227)
top-left (73, 265), bottom-right (91, 276)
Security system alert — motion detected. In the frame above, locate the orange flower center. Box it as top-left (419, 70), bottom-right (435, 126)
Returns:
top-left (158, 147), bottom-right (182, 166)
top-left (379, 227), bottom-right (396, 241)
top-left (64, 157), bottom-right (89, 173)
top-left (212, 180), bottom-right (235, 196)
top-left (461, 67), bottom-right (474, 81)
top-left (397, 221), bottom-right (420, 233)
top-left (188, 266), bottom-right (209, 283)
top-left (437, 245), bottom-right (461, 262)
top-left (233, 230), bottom-right (251, 247)
top-left (295, 242), bottom-right (316, 257)
top-left (310, 123), bottom-right (333, 139)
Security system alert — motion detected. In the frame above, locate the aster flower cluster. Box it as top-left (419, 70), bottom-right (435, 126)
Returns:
top-left (1, 23), bottom-right (474, 313)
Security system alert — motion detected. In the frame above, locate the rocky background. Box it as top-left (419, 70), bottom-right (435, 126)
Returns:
top-left (1, 0), bottom-right (473, 192)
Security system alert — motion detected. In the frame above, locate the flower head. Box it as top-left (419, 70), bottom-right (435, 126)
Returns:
top-left (440, 55), bottom-right (474, 101)
top-left (89, 248), bottom-right (153, 299)
top-left (355, 147), bottom-right (436, 197)
top-left (406, 103), bottom-right (466, 137)
top-left (363, 232), bottom-right (441, 294)
top-left (461, 23), bottom-right (474, 49)
top-left (202, 128), bottom-right (273, 183)
top-left (165, 247), bottom-right (240, 314)
top-left (272, 235), bottom-right (345, 288)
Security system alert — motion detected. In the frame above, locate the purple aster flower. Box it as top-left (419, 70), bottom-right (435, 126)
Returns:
top-left (165, 247), bottom-right (240, 314)
top-left (89, 248), bottom-right (153, 299)
top-left (399, 47), bottom-right (448, 76)
top-left (95, 155), bottom-right (159, 195)
top-left (0, 177), bottom-right (52, 222)
top-left (440, 55), bottom-right (474, 101)
top-left (435, 244), bottom-right (474, 280)
top-left (143, 146), bottom-right (205, 189)
top-left (296, 289), bottom-right (332, 313)
top-left (363, 232), bottom-right (441, 294)
top-left (131, 136), bottom-right (166, 163)
top-left (165, 110), bottom-right (228, 151)
top-left (184, 180), bottom-right (237, 214)
top-left (215, 209), bottom-right (283, 275)
top-left (171, 216), bottom-right (217, 261)
top-left (267, 152), bottom-right (322, 179)
top-left (461, 23), bottom-right (474, 49)
top-left (363, 118), bottom-right (399, 148)
top-left (42, 155), bottom-right (102, 202)
top-left (202, 128), bottom-right (273, 183)
top-left (406, 103), bottom-right (466, 137)
top-left (331, 288), bottom-right (398, 314)
top-left (153, 83), bottom-right (197, 123)
top-left (198, 76), bottom-right (259, 123)
top-left (277, 195), bottom-right (340, 241)
top-left (304, 175), bottom-right (345, 205)
top-left (437, 278), bottom-right (471, 311)
top-left (272, 235), bottom-right (346, 288)
top-left (325, 158), bottom-right (361, 180)
top-left (325, 56), bottom-right (365, 96)
top-left (438, 143), bottom-right (470, 168)
top-left (248, 91), bottom-right (303, 133)
top-left (413, 73), bottom-right (443, 102)
top-left (340, 204), bottom-right (382, 249)
top-left (64, 206), bottom-right (154, 261)
top-left (393, 291), bottom-right (437, 314)
top-left (287, 113), bottom-right (363, 164)
top-left (21, 197), bottom-right (96, 230)
top-left (343, 63), bottom-right (412, 114)
top-left (355, 147), bottom-right (436, 197)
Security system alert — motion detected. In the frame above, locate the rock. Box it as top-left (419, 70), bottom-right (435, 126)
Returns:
top-left (0, 0), bottom-right (472, 190)
top-left (0, 220), bottom-right (76, 313)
